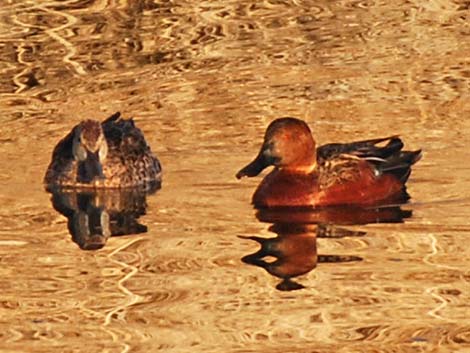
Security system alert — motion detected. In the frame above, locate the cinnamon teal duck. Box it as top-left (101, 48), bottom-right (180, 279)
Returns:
top-left (44, 112), bottom-right (162, 189)
top-left (236, 117), bottom-right (421, 208)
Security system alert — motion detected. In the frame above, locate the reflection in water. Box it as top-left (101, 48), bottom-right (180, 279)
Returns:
top-left (0, 0), bottom-right (468, 350)
top-left (47, 184), bottom-right (160, 250)
top-left (256, 205), bottom-right (412, 225)
top-left (242, 206), bottom-right (412, 291)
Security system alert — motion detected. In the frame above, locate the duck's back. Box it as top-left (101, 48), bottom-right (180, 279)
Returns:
top-left (315, 136), bottom-right (421, 206)
top-left (100, 113), bottom-right (162, 188)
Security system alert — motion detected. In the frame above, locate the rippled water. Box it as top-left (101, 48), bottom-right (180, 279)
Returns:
top-left (1, 0), bottom-right (469, 352)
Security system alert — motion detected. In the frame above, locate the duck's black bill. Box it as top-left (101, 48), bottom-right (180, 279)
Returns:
top-left (236, 149), bottom-right (275, 179)
top-left (78, 151), bottom-right (105, 183)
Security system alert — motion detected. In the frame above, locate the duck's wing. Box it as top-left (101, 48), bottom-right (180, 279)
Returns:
top-left (317, 136), bottom-right (422, 188)
top-left (102, 111), bottom-right (122, 124)
top-left (318, 136), bottom-right (404, 162)
top-left (44, 126), bottom-right (78, 184)
top-left (50, 126), bottom-right (78, 160)
top-left (317, 154), bottom-right (367, 190)
top-left (101, 112), bottom-right (149, 154)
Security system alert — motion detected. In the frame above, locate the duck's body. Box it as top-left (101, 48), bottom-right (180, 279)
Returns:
top-left (44, 112), bottom-right (161, 189)
top-left (237, 118), bottom-right (421, 208)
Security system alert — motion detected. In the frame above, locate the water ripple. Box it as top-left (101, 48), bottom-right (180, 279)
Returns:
top-left (1, 0), bottom-right (470, 352)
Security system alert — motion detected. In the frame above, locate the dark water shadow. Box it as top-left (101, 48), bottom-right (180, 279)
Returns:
top-left (241, 205), bottom-right (412, 291)
top-left (47, 183), bottom-right (160, 250)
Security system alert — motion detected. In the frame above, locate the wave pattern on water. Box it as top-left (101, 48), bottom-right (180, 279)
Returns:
top-left (0, 0), bottom-right (470, 352)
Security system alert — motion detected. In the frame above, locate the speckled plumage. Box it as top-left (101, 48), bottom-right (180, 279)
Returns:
top-left (44, 112), bottom-right (162, 189)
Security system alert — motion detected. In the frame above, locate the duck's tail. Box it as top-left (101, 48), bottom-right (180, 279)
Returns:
top-left (373, 149), bottom-right (422, 183)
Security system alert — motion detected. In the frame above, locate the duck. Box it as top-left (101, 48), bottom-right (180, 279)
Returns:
top-left (44, 112), bottom-right (162, 189)
top-left (236, 117), bottom-right (421, 208)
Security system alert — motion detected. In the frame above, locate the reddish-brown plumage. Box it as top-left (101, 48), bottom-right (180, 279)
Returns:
top-left (237, 117), bottom-right (421, 208)
top-left (252, 170), bottom-right (318, 207)
top-left (313, 162), bottom-right (404, 207)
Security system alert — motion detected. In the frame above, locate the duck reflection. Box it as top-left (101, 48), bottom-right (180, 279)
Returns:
top-left (241, 206), bottom-right (412, 291)
top-left (47, 183), bottom-right (159, 250)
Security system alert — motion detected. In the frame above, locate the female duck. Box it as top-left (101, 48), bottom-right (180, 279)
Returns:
top-left (236, 117), bottom-right (421, 208)
top-left (44, 112), bottom-right (161, 189)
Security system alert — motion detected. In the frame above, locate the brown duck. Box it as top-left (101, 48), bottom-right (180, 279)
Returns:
top-left (236, 117), bottom-right (421, 208)
top-left (44, 112), bottom-right (162, 189)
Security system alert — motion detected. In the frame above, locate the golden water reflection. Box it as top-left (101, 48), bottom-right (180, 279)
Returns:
top-left (1, 0), bottom-right (470, 351)
top-left (47, 184), bottom-right (160, 250)
top-left (242, 206), bottom-right (412, 290)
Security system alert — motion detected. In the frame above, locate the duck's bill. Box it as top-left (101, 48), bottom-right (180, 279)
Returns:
top-left (78, 151), bottom-right (105, 183)
top-left (236, 150), bottom-right (275, 179)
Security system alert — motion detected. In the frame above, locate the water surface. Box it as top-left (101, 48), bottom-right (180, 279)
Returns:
top-left (1, 1), bottom-right (469, 352)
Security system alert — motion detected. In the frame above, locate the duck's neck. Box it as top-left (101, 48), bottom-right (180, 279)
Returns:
top-left (280, 163), bottom-right (317, 175)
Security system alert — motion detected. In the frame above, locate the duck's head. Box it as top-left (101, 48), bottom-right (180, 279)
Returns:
top-left (236, 117), bottom-right (316, 179)
top-left (73, 120), bottom-right (108, 183)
